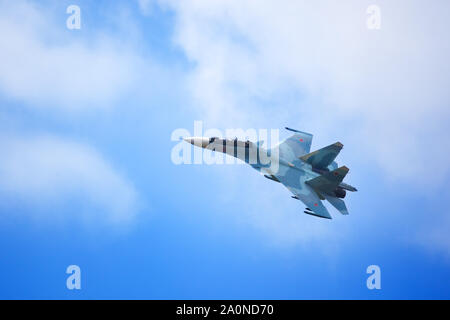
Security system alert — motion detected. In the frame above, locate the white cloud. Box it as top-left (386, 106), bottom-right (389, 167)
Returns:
top-left (163, 0), bottom-right (450, 183)
top-left (138, 0), bottom-right (157, 16)
top-left (0, 0), bottom-right (146, 226)
top-left (413, 208), bottom-right (450, 259)
top-left (0, 0), bottom-right (143, 109)
top-left (161, 0), bottom-right (450, 248)
top-left (0, 134), bottom-right (139, 225)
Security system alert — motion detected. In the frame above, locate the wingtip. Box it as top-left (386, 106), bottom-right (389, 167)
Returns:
top-left (285, 127), bottom-right (313, 136)
top-left (304, 210), bottom-right (332, 219)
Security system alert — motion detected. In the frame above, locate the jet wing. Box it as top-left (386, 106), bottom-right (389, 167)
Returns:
top-left (275, 167), bottom-right (332, 219)
top-left (277, 128), bottom-right (313, 162)
top-left (294, 189), bottom-right (332, 219)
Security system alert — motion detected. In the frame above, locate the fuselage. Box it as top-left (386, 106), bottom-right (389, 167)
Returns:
top-left (183, 136), bottom-right (320, 180)
top-left (183, 129), bottom-right (357, 218)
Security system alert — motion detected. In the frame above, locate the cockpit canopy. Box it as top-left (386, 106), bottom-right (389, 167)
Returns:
top-left (208, 137), bottom-right (252, 148)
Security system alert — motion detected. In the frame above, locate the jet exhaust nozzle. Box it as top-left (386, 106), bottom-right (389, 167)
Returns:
top-left (334, 188), bottom-right (346, 199)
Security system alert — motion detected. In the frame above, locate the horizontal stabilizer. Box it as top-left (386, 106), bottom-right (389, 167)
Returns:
top-left (323, 194), bottom-right (349, 215)
top-left (300, 142), bottom-right (343, 170)
top-left (306, 166), bottom-right (349, 194)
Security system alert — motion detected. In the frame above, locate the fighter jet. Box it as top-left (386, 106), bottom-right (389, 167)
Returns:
top-left (183, 127), bottom-right (357, 219)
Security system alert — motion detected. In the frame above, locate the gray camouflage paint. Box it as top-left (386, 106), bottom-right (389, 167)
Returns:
top-left (184, 128), bottom-right (357, 219)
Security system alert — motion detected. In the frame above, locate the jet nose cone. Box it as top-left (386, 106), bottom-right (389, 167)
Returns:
top-left (183, 137), bottom-right (193, 144)
top-left (183, 137), bottom-right (209, 148)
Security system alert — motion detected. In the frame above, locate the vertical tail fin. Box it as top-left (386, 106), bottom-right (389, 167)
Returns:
top-left (299, 142), bottom-right (343, 170)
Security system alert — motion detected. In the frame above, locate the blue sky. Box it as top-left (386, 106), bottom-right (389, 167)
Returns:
top-left (0, 0), bottom-right (450, 299)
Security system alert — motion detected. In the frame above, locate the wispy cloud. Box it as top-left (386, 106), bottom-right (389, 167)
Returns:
top-left (0, 0), bottom-right (145, 110)
top-left (160, 0), bottom-right (450, 248)
top-left (138, 0), bottom-right (157, 16)
top-left (0, 0), bottom-right (151, 226)
top-left (163, 0), bottom-right (450, 184)
top-left (0, 134), bottom-right (139, 225)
